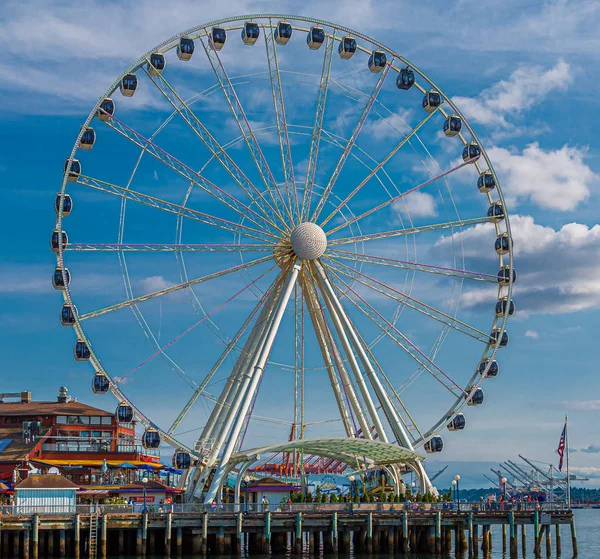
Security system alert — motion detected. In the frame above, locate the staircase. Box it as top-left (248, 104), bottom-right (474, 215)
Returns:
top-left (88, 509), bottom-right (99, 558)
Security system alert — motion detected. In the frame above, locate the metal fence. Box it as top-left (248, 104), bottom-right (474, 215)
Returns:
top-left (0, 501), bottom-right (570, 516)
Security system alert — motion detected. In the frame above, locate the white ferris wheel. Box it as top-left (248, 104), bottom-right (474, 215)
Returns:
top-left (53, 14), bottom-right (514, 500)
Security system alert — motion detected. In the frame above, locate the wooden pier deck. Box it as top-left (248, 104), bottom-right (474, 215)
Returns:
top-left (0, 507), bottom-right (577, 557)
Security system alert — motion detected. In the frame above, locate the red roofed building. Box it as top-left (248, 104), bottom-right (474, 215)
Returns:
top-left (0, 387), bottom-right (160, 486)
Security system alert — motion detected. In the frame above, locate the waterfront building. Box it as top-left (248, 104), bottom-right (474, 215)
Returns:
top-left (0, 387), bottom-right (160, 486)
top-left (15, 474), bottom-right (78, 513)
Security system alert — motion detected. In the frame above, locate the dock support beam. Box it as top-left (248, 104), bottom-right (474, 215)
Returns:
top-left (176, 528), bottom-right (182, 556)
top-left (481, 525), bottom-right (489, 553)
top-left (534, 511), bottom-right (540, 556)
top-left (264, 511), bottom-right (271, 553)
top-left (101, 514), bottom-right (108, 559)
top-left (165, 511), bottom-right (172, 555)
top-left (332, 512), bottom-right (338, 552)
top-left (24, 529), bottom-right (30, 559)
top-left (570, 517), bottom-right (578, 557)
top-left (295, 513), bottom-right (302, 554)
top-left (522, 523), bottom-right (527, 556)
top-left (555, 523), bottom-right (561, 556)
top-left (366, 513), bottom-right (373, 553)
top-left (510, 511), bottom-right (517, 556)
top-left (402, 511), bottom-right (409, 553)
top-left (32, 514), bottom-right (39, 559)
top-left (59, 529), bottom-right (66, 558)
top-left (468, 513), bottom-right (474, 557)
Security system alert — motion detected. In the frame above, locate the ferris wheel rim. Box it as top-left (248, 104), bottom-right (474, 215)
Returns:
top-left (55, 13), bottom-right (514, 461)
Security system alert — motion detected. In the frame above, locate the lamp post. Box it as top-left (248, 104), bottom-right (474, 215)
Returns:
top-left (141, 476), bottom-right (148, 514)
top-left (349, 475), bottom-right (355, 514)
top-left (453, 475), bottom-right (461, 512)
top-left (501, 477), bottom-right (507, 502)
top-left (244, 475), bottom-right (250, 514)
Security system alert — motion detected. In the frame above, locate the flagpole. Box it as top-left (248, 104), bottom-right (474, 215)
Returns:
top-left (566, 414), bottom-right (571, 509)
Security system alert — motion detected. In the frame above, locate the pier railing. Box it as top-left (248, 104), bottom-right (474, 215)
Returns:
top-left (0, 501), bottom-right (569, 515)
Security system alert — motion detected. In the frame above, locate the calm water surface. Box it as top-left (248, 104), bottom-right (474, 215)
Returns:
top-left (101, 509), bottom-right (600, 559)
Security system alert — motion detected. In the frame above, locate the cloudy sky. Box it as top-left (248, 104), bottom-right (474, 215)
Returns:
top-left (1, 0), bottom-right (599, 488)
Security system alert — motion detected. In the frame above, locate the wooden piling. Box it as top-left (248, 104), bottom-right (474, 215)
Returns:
top-left (202, 512), bottom-right (208, 555)
top-left (570, 517), bottom-right (578, 557)
top-left (101, 514), bottom-right (108, 559)
top-left (534, 510), bottom-right (540, 555)
top-left (481, 525), bottom-right (489, 553)
top-left (445, 526), bottom-right (453, 553)
top-left (136, 528), bottom-right (143, 556)
top-left (23, 528), bottom-right (30, 559)
top-left (510, 511), bottom-right (518, 556)
top-left (332, 512), bottom-right (338, 552)
top-left (165, 511), bottom-right (172, 555)
top-left (402, 511), bottom-right (409, 553)
top-left (555, 523), bottom-right (561, 556)
top-left (32, 514), bottom-right (39, 559)
top-left (294, 513), bottom-right (302, 554)
top-left (522, 524), bottom-right (527, 556)
top-left (366, 512), bottom-right (373, 553)
top-left (503, 522), bottom-right (507, 552)
top-left (545, 524), bottom-right (552, 557)
top-left (59, 529), bottom-right (66, 558)
top-left (176, 527), bottom-right (182, 556)
top-left (48, 529), bottom-right (54, 557)
top-left (468, 513), bottom-right (474, 556)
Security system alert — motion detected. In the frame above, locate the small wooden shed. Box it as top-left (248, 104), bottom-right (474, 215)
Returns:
top-left (15, 474), bottom-right (78, 514)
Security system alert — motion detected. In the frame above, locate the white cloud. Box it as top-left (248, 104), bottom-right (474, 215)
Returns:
top-left (363, 109), bottom-right (413, 141)
top-left (434, 214), bottom-right (600, 315)
top-left (489, 143), bottom-right (597, 212)
top-left (579, 445), bottom-right (600, 454)
top-left (524, 330), bottom-right (539, 339)
top-left (453, 60), bottom-right (572, 128)
top-left (393, 191), bottom-right (437, 219)
top-left (563, 400), bottom-right (600, 411)
top-left (138, 275), bottom-right (172, 293)
top-left (570, 466), bottom-right (600, 479)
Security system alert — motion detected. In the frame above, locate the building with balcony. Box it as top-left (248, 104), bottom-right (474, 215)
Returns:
top-left (0, 387), bottom-right (160, 486)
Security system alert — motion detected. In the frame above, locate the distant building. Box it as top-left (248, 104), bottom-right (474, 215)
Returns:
top-left (15, 474), bottom-right (78, 513)
top-left (0, 387), bottom-right (160, 486)
top-left (246, 477), bottom-right (300, 508)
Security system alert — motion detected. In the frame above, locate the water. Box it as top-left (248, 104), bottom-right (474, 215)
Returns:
top-left (72, 509), bottom-right (600, 559)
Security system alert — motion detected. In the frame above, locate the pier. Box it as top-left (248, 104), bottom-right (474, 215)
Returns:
top-left (0, 505), bottom-right (577, 557)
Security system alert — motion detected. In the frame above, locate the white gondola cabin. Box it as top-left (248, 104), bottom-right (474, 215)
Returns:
top-left (79, 127), bottom-right (96, 150)
top-left (116, 403), bottom-right (134, 423)
top-left (495, 232), bottom-right (511, 255)
top-left (462, 142), bottom-right (481, 163)
top-left (55, 193), bottom-right (72, 217)
top-left (487, 201), bottom-right (504, 222)
top-left (120, 74), bottom-right (137, 97)
top-left (92, 372), bottom-right (110, 394)
top-left (242, 22), bottom-right (260, 45)
top-left (397, 67), bottom-right (415, 90)
top-left (447, 413), bottom-right (466, 431)
top-left (422, 89), bottom-right (443, 113)
top-left (74, 339), bottom-right (91, 362)
top-left (51, 230), bottom-right (68, 253)
top-left (307, 26), bottom-right (325, 50)
top-left (477, 170), bottom-right (495, 193)
top-left (210, 27), bottom-right (226, 50)
top-left (60, 304), bottom-right (76, 326)
top-left (274, 21), bottom-right (292, 45)
top-left (64, 159), bottom-right (81, 182)
top-left (467, 388), bottom-right (485, 406)
top-left (497, 265), bottom-right (516, 285)
top-left (52, 267), bottom-right (70, 290)
top-left (495, 296), bottom-right (515, 317)
top-left (142, 429), bottom-right (161, 449)
top-left (478, 359), bottom-right (499, 378)
top-left (490, 327), bottom-right (509, 348)
top-left (96, 98), bottom-right (115, 122)
top-left (148, 53), bottom-right (166, 75)
top-left (424, 436), bottom-right (444, 453)
top-left (368, 50), bottom-right (387, 73)
top-left (443, 114), bottom-right (462, 137)
top-left (338, 36), bottom-right (356, 59)
top-left (177, 37), bottom-right (195, 61)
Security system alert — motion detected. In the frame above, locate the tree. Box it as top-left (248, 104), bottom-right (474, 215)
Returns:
top-left (330, 493), bottom-right (338, 503)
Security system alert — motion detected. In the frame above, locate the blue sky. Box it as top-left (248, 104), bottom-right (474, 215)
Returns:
top-left (1, 0), bottom-right (599, 488)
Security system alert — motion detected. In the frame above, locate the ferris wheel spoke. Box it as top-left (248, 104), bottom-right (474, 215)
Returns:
top-left (99, 111), bottom-right (280, 236)
top-left (197, 32), bottom-right (292, 224)
top-left (264, 20), bottom-right (299, 220)
top-left (301, 275), bottom-right (357, 438)
top-left (301, 31), bottom-right (336, 222)
top-left (328, 215), bottom-right (492, 247)
top-left (319, 109), bottom-right (439, 228)
top-left (142, 65), bottom-right (285, 232)
top-left (311, 59), bottom-right (394, 223)
top-left (311, 260), bottom-right (420, 451)
top-left (326, 258), bottom-right (490, 343)
top-left (79, 255), bottom-right (272, 321)
top-left (115, 263), bottom-right (278, 386)
top-left (323, 263), bottom-right (464, 399)
top-left (76, 175), bottom-right (276, 243)
top-left (351, 325), bottom-right (423, 444)
top-left (65, 242), bottom-right (272, 253)
top-left (326, 156), bottom-right (481, 236)
top-left (168, 271), bottom-right (285, 436)
top-left (328, 249), bottom-right (498, 283)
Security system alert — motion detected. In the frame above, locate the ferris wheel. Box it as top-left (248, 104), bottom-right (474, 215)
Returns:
top-left (53, 14), bottom-right (514, 498)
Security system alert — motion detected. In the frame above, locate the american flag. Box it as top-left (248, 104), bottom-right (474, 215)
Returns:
top-left (557, 423), bottom-right (567, 471)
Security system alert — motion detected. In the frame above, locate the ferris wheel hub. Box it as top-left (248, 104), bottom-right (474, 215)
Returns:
top-left (290, 222), bottom-right (327, 260)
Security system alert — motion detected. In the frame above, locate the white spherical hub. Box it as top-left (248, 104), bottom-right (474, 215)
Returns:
top-left (290, 222), bottom-right (327, 260)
